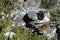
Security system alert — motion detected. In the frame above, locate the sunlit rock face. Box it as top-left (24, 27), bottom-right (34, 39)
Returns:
top-left (10, 7), bottom-right (50, 27)
top-left (13, 0), bottom-right (41, 8)
top-left (13, 0), bottom-right (24, 9)
top-left (44, 21), bottom-right (57, 39)
top-left (10, 9), bottom-right (26, 22)
top-left (24, 0), bottom-right (41, 7)
top-left (44, 28), bottom-right (56, 39)
top-left (44, 27), bottom-right (56, 39)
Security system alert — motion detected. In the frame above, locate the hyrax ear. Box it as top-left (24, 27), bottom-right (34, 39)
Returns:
top-left (37, 11), bottom-right (44, 20)
top-left (38, 24), bottom-right (48, 32)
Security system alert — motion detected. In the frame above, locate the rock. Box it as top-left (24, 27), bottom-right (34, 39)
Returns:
top-left (25, 0), bottom-right (41, 7)
top-left (44, 21), bottom-right (57, 39)
top-left (44, 27), bottom-right (56, 39)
